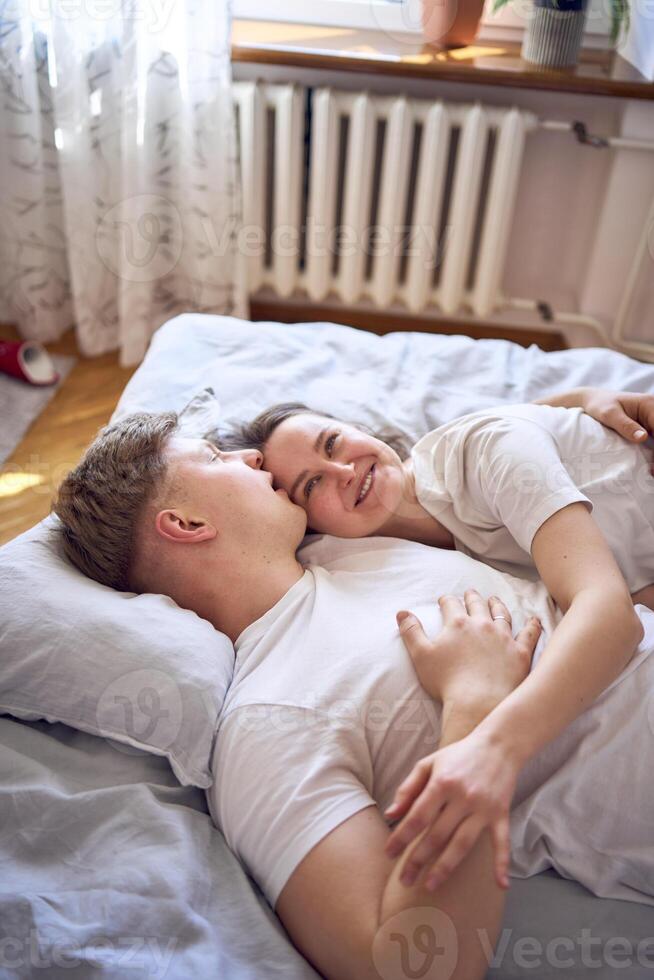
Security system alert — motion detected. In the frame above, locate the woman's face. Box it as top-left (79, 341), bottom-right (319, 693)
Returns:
top-left (262, 413), bottom-right (406, 536)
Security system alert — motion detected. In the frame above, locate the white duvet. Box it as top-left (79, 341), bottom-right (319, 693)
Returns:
top-left (114, 314), bottom-right (654, 441)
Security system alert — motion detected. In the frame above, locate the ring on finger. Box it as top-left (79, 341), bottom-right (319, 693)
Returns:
top-left (489, 597), bottom-right (512, 624)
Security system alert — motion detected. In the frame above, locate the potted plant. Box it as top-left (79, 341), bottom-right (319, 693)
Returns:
top-left (421, 0), bottom-right (487, 47)
top-left (492, 0), bottom-right (630, 68)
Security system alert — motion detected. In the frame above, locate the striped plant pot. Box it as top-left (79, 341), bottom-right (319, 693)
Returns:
top-left (521, 0), bottom-right (588, 67)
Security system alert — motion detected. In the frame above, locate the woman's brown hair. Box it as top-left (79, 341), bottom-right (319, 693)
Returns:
top-left (208, 402), bottom-right (411, 460)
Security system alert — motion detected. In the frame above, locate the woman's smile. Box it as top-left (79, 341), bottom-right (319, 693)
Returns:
top-left (355, 463), bottom-right (376, 507)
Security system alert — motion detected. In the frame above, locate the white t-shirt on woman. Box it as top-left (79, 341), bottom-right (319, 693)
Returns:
top-left (411, 403), bottom-right (654, 593)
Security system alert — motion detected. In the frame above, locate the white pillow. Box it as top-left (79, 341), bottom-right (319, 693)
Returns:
top-left (0, 390), bottom-right (233, 788)
top-left (176, 385), bottom-right (222, 437)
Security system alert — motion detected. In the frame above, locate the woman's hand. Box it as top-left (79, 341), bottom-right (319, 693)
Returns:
top-left (385, 591), bottom-right (542, 891)
top-left (385, 727), bottom-right (520, 892)
top-left (396, 590), bottom-right (540, 710)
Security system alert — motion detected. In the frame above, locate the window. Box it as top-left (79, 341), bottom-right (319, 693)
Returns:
top-left (232, 0), bottom-right (613, 46)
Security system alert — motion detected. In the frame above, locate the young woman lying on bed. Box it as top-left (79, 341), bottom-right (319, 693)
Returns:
top-left (212, 386), bottom-right (654, 897)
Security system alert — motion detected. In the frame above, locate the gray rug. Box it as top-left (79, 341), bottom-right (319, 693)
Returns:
top-left (0, 354), bottom-right (76, 466)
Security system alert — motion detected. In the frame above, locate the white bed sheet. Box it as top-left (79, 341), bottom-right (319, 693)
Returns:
top-left (5, 314), bottom-right (654, 980)
top-left (112, 314), bottom-right (654, 978)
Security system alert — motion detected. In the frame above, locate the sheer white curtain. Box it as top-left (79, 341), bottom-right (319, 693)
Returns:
top-left (0, 0), bottom-right (246, 365)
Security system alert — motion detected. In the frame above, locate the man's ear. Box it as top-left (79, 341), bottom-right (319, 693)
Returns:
top-left (155, 509), bottom-right (217, 544)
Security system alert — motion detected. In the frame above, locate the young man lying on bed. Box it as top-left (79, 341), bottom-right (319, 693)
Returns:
top-left (52, 393), bottom-right (654, 980)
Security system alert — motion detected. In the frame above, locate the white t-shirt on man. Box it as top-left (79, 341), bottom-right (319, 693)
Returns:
top-left (208, 535), bottom-right (654, 911)
top-left (411, 403), bottom-right (654, 593)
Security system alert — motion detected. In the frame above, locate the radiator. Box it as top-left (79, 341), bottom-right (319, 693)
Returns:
top-left (233, 81), bottom-right (539, 320)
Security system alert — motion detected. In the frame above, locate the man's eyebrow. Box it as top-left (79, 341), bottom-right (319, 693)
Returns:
top-left (289, 427), bottom-right (327, 503)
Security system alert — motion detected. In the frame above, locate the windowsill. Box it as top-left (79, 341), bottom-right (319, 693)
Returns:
top-left (231, 19), bottom-right (654, 99)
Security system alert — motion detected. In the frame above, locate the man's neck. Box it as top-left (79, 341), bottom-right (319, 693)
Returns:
top-left (204, 556), bottom-right (306, 644)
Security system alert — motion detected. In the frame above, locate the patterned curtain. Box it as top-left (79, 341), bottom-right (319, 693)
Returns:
top-left (0, 0), bottom-right (247, 366)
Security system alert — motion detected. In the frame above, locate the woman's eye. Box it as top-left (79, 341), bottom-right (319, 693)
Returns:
top-left (325, 432), bottom-right (339, 457)
top-left (305, 476), bottom-right (320, 498)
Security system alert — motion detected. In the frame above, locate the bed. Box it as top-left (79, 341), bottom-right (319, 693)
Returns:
top-left (2, 312), bottom-right (654, 979)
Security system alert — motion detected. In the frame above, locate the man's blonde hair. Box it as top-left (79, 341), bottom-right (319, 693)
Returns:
top-left (53, 411), bottom-right (179, 591)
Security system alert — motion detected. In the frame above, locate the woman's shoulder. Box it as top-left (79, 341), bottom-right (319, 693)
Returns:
top-left (413, 403), bottom-right (568, 454)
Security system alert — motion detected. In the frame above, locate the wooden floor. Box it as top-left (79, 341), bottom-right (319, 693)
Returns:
top-left (0, 326), bottom-right (137, 546)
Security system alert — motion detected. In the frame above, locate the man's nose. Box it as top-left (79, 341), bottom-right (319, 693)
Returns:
top-left (243, 448), bottom-right (263, 469)
top-left (225, 448), bottom-right (263, 469)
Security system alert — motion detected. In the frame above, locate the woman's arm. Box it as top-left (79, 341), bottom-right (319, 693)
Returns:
top-left (384, 503), bottom-right (644, 890)
top-left (473, 501), bottom-right (643, 763)
top-left (535, 387), bottom-right (654, 445)
top-left (385, 592), bottom-right (542, 892)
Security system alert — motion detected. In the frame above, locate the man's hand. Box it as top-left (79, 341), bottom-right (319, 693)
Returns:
top-left (538, 387), bottom-right (654, 462)
top-left (577, 387), bottom-right (654, 443)
top-left (385, 590), bottom-right (542, 892)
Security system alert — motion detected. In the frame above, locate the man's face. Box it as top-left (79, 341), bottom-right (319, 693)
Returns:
top-left (161, 435), bottom-right (307, 550)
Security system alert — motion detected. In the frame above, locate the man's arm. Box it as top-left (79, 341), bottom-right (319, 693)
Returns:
top-left (534, 387), bottom-right (654, 443)
top-left (275, 697), bottom-right (506, 980)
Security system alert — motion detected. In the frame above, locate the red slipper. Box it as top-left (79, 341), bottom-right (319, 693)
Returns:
top-left (0, 340), bottom-right (59, 386)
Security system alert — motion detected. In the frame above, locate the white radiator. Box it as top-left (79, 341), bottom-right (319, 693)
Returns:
top-left (233, 81), bottom-right (538, 320)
